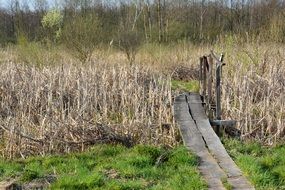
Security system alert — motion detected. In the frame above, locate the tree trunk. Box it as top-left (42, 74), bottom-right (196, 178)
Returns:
top-left (157, 0), bottom-right (163, 43)
top-left (143, 4), bottom-right (149, 41)
top-left (199, 0), bottom-right (205, 40)
top-left (147, 1), bottom-right (152, 40)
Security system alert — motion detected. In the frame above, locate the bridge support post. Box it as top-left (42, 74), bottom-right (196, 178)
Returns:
top-left (215, 54), bottom-right (224, 135)
top-left (200, 52), bottom-right (237, 136)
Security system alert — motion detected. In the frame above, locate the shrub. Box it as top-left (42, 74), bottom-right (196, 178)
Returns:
top-left (41, 9), bottom-right (63, 45)
top-left (115, 30), bottom-right (142, 65)
top-left (62, 14), bottom-right (103, 63)
top-left (16, 41), bottom-right (62, 67)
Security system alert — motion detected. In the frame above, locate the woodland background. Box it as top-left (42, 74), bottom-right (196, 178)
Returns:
top-left (0, 0), bottom-right (285, 48)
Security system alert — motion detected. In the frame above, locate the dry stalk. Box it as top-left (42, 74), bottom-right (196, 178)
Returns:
top-left (221, 44), bottom-right (285, 143)
top-left (0, 62), bottom-right (178, 158)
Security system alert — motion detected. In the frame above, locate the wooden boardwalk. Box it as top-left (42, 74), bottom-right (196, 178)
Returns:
top-left (174, 92), bottom-right (254, 190)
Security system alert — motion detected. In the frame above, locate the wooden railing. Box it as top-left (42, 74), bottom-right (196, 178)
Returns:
top-left (199, 51), bottom-right (236, 135)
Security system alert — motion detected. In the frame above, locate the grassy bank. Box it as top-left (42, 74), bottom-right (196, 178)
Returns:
top-left (223, 138), bottom-right (285, 190)
top-left (0, 145), bottom-right (207, 190)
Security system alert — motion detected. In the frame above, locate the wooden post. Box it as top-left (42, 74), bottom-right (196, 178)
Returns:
top-left (202, 57), bottom-right (207, 100)
top-left (199, 57), bottom-right (203, 95)
top-left (216, 64), bottom-right (221, 120)
top-left (0, 129), bottom-right (3, 145)
top-left (215, 54), bottom-right (224, 135)
top-left (207, 55), bottom-right (213, 118)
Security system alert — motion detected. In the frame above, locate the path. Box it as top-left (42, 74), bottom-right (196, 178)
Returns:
top-left (174, 92), bottom-right (254, 190)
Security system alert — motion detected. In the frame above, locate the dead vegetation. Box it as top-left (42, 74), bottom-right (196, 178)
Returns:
top-left (221, 44), bottom-right (285, 144)
top-left (0, 61), bottom-right (178, 158)
top-left (0, 41), bottom-right (285, 157)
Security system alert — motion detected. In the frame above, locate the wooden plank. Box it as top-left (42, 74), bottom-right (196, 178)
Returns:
top-left (186, 93), bottom-right (254, 189)
top-left (174, 94), bottom-right (207, 154)
top-left (186, 93), bottom-right (241, 176)
top-left (174, 94), bottom-right (226, 190)
top-left (210, 120), bottom-right (237, 127)
top-left (228, 176), bottom-right (255, 190)
top-left (197, 151), bottom-right (227, 190)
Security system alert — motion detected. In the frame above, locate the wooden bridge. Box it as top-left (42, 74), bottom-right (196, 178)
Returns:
top-left (174, 53), bottom-right (254, 190)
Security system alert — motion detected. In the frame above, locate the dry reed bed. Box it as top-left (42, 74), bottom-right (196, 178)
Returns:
top-left (0, 43), bottom-right (284, 158)
top-left (221, 44), bottom-right (285, 143)
top-left (0, 62), bottom-right (177, 158)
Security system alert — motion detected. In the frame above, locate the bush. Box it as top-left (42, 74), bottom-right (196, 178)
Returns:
top-left (41, 9), bottom-right (63, 45)
top-left (16, 41), bottom-right (62, 67)
top-left (62, 14), bottom-right (103, 63)
top-left (268, 13), bottom-right (285, 43)
top-left (115, 30), bottom-right (142, 65)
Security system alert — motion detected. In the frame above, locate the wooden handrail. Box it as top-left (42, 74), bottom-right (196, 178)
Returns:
top-left (199, 51), bottom-right (234, 135)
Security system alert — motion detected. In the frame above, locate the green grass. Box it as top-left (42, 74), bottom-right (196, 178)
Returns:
top-left (0, 145), bottom-right (207, 190)
top-left (221, 177), bottom-right (233, 190)
top-left (223, 138), bottom-right (285, 190)
top-left (171, 80), bottom-right (200, 92)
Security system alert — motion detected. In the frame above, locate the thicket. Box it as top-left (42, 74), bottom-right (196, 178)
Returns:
top-left (0, 0), bottom-right (285, 49)
top-left (0, 62), bottom-right (176, 158)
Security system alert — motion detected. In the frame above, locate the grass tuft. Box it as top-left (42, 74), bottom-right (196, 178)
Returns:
top-left (0, 145), bottom-right (207, 189)
top-left (223, 138), bottom-right (285, 189)
top-left (171, 80), bottom-right (200, 92)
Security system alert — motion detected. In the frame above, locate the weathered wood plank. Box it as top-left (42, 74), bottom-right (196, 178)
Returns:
top-left (207, 55), bottom-right (214, 119)
top-left (186, 93), bottom-right (254, 189)
top-left (197, 152), bottom-right (227, 190)
top-left (174, 94), bottom-right (207, 154)
top-left (228, 176), bottom-right (255, 190)
top-left (174, 94), bottom-right (226, 190)
top-left (186, 93), bottom-right (241, 175)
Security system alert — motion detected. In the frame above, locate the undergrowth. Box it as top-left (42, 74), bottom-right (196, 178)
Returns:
top-left (223, 138), bottom-right (285, 190)
top-left (1, 41), bottom-right (285, 156)
top-left (0, 145), bottom-right (207, 190)
top-left (0, 62), bottom-right (177, 158)
top-left (171, 80), bottom-right (199, 93)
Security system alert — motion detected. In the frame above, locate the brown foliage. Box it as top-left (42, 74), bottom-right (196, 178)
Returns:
top-left (0, 62), bottom-right (177, 158)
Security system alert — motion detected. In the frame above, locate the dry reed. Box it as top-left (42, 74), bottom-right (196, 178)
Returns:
top-left (1, 42), bottom-right (284, 158)
top-left (221, 43), bottom-right (285, 144)
top-left (0, 61), bottom-right (178, 158)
